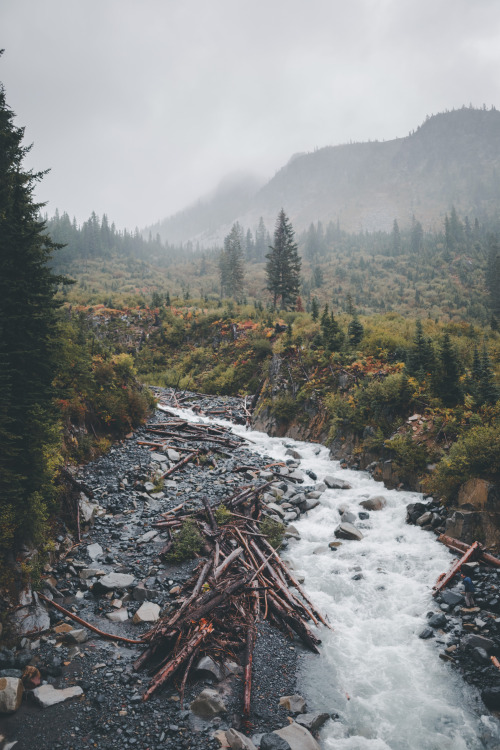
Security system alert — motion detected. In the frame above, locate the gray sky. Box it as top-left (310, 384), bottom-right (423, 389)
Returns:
top-left (2, 0), bottom-right (500, 231)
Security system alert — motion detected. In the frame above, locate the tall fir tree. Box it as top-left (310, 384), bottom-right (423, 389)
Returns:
top-left (219, 222), bottom-right (244, 298)
top-left (0, 62), bottom-right (65, 558)
top-left (265, 209), bottom-right (301, 310)
top-left (434, 332), bottom-right (462, 407)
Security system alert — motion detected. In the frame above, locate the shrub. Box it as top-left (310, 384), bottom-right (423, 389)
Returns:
top-left (270, 395), bottom-right (298, 423)
top-left (427, 424), bottom-right (500, 500)
top-left (164, 519), bottom-right (204, 562)
top-left (386, 434), bottom-right (429, 481)
top-left (260, 516), bottom-right (285, 549)
top-left (214, 504), bottom-right (232, 525)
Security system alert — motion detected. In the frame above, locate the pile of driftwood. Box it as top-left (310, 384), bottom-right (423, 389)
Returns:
top-left (134, 495), bottom-right (329, 713)
top-left (157, 389), bottom-right (252, 425)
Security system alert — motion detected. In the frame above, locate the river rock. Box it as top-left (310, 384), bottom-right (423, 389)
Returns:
top-left (138, 530), bottom-right (159, 544)
top-left (260, 736), bottom-right (291, 750)
top-left (416, 511), bottom-right (433, 526)
top-left (86, 542), bottom-right (103, 559)
top-left (324, 476), bottom-right (351, 490)
top-left (11, 599), bottom-right (50, 635)
top-left (285, 449), bottom-right (302, 460)
top-left (0, 677), bottom-right (23, 714)
top-left (79, 494), bottom-right (99, 523)
top-left (133, 602), bottom-right (160, 623)
top-left (471, 647), bottom-right (489, 664)
top-left (428, 612), bottom-right (447, 628)
top-left (440, 590), bottom-right (463, 607)
top-left (278, 694), bottom-right (306, 713)
top-left (267, 503), bottom-right (285, 518)
top-left (190, 688), bottom-right (227, 717)
top-left (167, 449), bottom-right (180, 461)
top-left (62, 628), bottom-right (88, 644)
top-left (106, 608), bottom-right (129, 622)
top-left (360, 496), bottom-right (386, 511)
top-left (461, 634), bottom-right (495, 651)
top-left (226, 728), bottom-right (258, 750)
top-left (33, 684), bottom-right (83, 708)
top-left (93, 572), bottom-right (135, 592)
top-left (334, 523), bottom-right (363, 541)
top-left (418, 627), bottom-right (434, 639)
top-left (288, 470), bottom-right (304, 483)
top-left (196, 656), bottom-right (226, 681)
top-left (284, 525), bottom-right (300, 540)
top-left (295, 712), bottom-right (330, 733)
top-left (273, 722), bottom-right (321, 750)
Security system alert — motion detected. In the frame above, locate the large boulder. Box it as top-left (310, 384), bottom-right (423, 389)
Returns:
top-left (226, 728), bottom-right (258, 750)
top-left (360, 496), bottom-right (386, 511)
top-left (274, 722), bottom-right (321, 750)
top-left (260, 736), bottom-right (291, 750)
top-left (324, 476), bottom-right (351, 490)
top-left (93, 572), bottom-right (135, 592)
top-left (132, 602), bottom-right (160, 624)
top-left (190, 688), bottom-right (227, 717)
top-left (0, 677), bottom-right (23, 714)
top-left (279, 694), bottom-right (306, 713)
top-left (334, 523), bottom-right (364, 541)
top-left (295, 712), bottom-right (330, 733)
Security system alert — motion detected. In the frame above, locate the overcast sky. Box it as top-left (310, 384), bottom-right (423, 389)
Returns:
top-left (2, 0), bottom-right (500, 230)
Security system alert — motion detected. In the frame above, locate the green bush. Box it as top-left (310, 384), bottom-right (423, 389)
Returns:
top-left (260, 516), bottom-right (285, 549)
top-left (164, 519), bottom-right (204, 562)
top-left (214, 504), bottom-right (232, 525)
top-left (270, 395), bottom-right (299, 423)
top-left (428, 424), bottom-right (500, 500)
top-left (386, 434), bottom-right (429, 481)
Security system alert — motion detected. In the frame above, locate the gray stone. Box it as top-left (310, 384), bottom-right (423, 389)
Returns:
top-left (133, 602), bottom-right (161, 623)
top-left (416, 511), bottom-right (433, 526)
top-left (150, 452), bottom-right (166, 462)
top-left (428, 612), bottom-right (447, 628)
top-left (167, 449), bottom-right (180, 461)
top-left (196, 656), bottom-right (225, 681)
top-left (324, 476), bottom-right (352, 490)
top-left (190, 688), bottom-right (227, 717)
top-left (137, 530), bottom-right (159, 544)
top-left (306, 491), bottom-right (323, 499)
top-left (106, 608), bottom-right (129, 622)
top-left (260, 735), bottom-right (291, 750)
top-left (300, 500), bottom-right (320, 512)
top-left (334, 522), bottom-right (363, 541)
top-left (278, 694), bottom-right (306, 713)
top-left (133, 583), bottom-right (148, 602)
top-left (288, 470), bottom-right (304, 483)
top-left (0, 677), bottom-right (23, 714)
top-left (418, 627), bottom-right (434, 639)
top-left (440, 590), bottom-right (463, 607)
top-left (62, 629), bottom-right (88, 644)
top-left (284, 525), bottom-right (300, 540)
top-left (274, 722), bottom-right (321, 750)
top-left (79, 567), bottom-right (105, 580)
top-left (462, 633), bottom-right (495, 652)
top-left (32, 684), bottom-right (83, 708)
top-left (360, 496), bottom-right (387, 511)
top-left (471, 647), bottom-right (489, 664)
top-left (79, 494), bottom-right (99, 523)
top-left (226, 728), bottom-right (258, 750)
top-left (11, 599), bottom-right (50, 635)
top-left (295, 712), bottom-right (330, 733)
top-left (86, 543), bottom-right (103, 559)
top-left (94, 572), bottom-right (135, 591)
top-left (285, 449), bottom-right (302, 460)
top-left (267, 503), bottom-right (285, 519)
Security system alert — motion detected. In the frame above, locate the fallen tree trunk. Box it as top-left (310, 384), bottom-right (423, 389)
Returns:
top-left (433, 541), bottom-right (480, 595)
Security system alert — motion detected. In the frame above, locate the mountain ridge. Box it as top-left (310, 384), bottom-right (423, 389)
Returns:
top-left (146, 107), bottom-right (500, 245)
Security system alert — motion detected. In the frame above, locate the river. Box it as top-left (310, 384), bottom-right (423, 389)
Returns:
top-left (166, 406), bottom-right (500, 749)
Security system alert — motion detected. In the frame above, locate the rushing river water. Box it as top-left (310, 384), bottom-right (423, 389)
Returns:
top-left (166, 406), bottom-right (500, 749)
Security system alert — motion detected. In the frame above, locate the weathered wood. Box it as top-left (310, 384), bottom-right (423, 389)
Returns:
top-left (214, 547), bottom-right (244, 579)
top-left (142, 622), bottom-right (213, 700)
top-left (202, 495), bottom-right (218, 533)
top-left (243, 619), bottom-right (256, 717)
top-left (433, 541), bottom-right (480, 595)
top-left (38, 592), bottom-right (144, 645)
top-left (160, 450), bottom-right (199, 479)
top-left (438, 534), bottom-right (500, 568)
top-left (267, 592), bottom-right (321, 654)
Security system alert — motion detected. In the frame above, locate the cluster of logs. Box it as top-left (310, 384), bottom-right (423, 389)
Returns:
top-left (134, 496), bottom-right (329, 714)
top-left (157, 389), bottom-right (252, 425)
top-left (433, 534), bottom-right (500, 594)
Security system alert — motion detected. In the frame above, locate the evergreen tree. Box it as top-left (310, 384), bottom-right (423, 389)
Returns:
top-left (265, 209), bottom-right (301, 310)
top-left (406, 320), bottom-right (434, 380)
top-left (434, 332), bottom-right (462, 406)
top-left (311, 297), bottom-right (319, 321)
top-left (221, 223), bottom-right (245, 298)
top-left (391, 219), bottom-right (402, 256)
top-left (254, 217), bottom-right (268, 261)
top-left (478, 347), bottom-right (498, 405)
top-left (348, 314), bottom-right (364, 346)
top-left (0, 64), bottom-right (65, 557)
top-left (320, 305), bottom-right (344, 351)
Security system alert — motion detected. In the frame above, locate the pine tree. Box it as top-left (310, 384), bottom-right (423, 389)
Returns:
top-left (348, 314), bottom-right (364, 346)
top-left (406, 320), bottom-right (434, 380)
top-left (434, 332), bottom-right (462, 406)
top-left (220, 223), bottom-right (245, 299)
top-left (478, 347), bottom-right (498, 405)
top-left (0, 64), bottom-right (65, 557)
top-left (311, 297), bottom-right (319, 321)
top-left (265, 210), bottom-right (301, 310)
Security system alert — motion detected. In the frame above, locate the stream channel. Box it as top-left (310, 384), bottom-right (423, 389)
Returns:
top-left (168, 405), bottom-right (500, 750)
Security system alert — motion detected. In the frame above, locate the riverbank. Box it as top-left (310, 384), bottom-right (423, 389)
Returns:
top-left (0, 390), bottom-right (330, 750)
